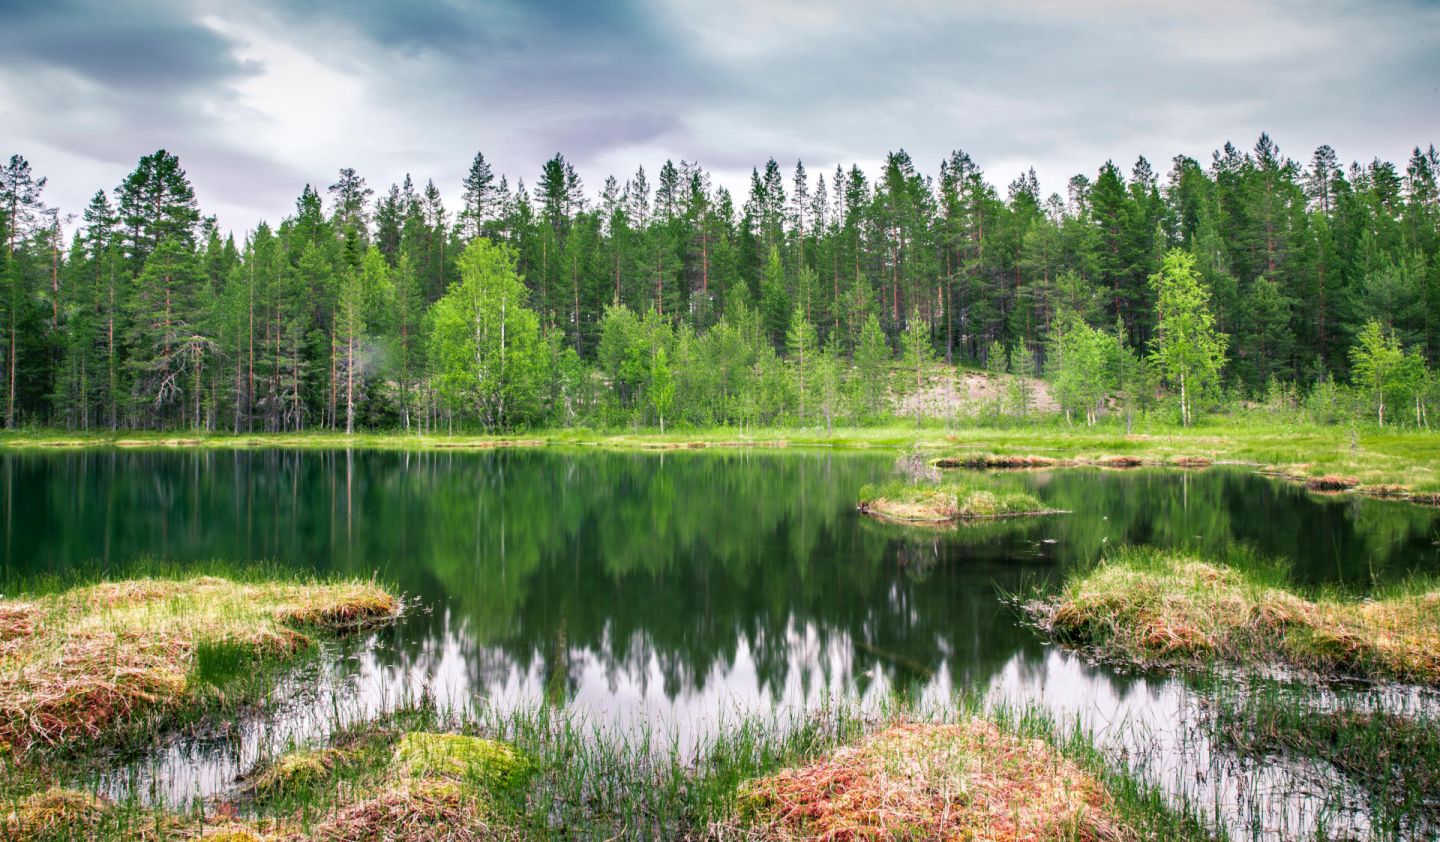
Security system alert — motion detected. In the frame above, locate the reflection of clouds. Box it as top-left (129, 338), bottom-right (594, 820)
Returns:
top-left (986, 651), bottom-right (1378, 841)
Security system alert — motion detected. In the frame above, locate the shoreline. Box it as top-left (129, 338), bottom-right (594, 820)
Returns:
top-left (8, 422), bottom-right (1440, 505)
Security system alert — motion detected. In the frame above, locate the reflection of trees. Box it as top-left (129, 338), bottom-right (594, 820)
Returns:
top-left (1026, 468), bottom-right (1440, 584)
top-left (5, 453), bottom-right (1440, 707)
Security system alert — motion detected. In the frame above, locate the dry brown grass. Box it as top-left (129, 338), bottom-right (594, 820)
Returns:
top-left (728, 719), bottom-right (1122, 842)
top-left (0, 577), bottom-right (398, 754)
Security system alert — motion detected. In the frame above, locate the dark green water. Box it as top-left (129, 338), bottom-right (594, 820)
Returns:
top-left (2, 448), bottom-right (1439, 829)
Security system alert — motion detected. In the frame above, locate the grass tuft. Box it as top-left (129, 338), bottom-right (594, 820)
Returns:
top-left (299, 777), bottom-right (492, 842)
top-left (1207, 680), bottom-right (1440, 834)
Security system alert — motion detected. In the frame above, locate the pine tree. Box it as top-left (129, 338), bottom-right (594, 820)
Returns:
top-left (460, 151), bottom-right (497, 240)
top-left (115, 150), bottom-right (199, 269)
top-left (125, 238), bottom-right (206, 427)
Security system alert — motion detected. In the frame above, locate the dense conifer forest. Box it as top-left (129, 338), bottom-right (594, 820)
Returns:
top-left (2, 136), bottom-right (1437, 432)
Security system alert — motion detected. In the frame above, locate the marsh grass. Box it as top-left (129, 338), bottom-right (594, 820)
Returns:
top-left (1204, 678), bottom-right (1440, 838)
top-left (0, 572), bottom-right (398, 757)
top-left (1029, 546), bottom-right (1440, 683)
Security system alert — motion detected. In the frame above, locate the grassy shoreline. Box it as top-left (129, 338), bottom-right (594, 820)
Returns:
top-left (7, 417), bottom-right (1440, 499)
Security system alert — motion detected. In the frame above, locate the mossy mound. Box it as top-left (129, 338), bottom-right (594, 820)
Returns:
top-left (393, 732), bottom-right (530, 791)
top-left (249, 747), bottom-right (353, 794)
top-left (299, 778), bottom-right (491, 842)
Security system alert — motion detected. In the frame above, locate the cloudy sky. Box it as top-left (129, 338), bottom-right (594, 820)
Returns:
top-left (2, 0), bottom-right (1437, 235)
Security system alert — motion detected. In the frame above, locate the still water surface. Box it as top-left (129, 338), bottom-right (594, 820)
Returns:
top-left (3, 449), bottom-right (1438, 837)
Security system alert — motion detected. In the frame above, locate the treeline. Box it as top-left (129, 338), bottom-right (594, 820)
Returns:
top-left (0, 136), bottom-right (1437, 432)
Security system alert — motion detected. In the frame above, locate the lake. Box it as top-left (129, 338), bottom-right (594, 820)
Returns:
top-left (3, 448), bottom-right (1438, 836)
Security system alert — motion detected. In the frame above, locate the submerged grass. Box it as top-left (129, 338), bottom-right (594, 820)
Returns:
top-left (1204, 678), bottom-right (1440, 838)
top-left (857, 478), bottom-right (1059, 524)
top-left (0, 574), bottom-right (398, 756)
top-left (1029, 546), bottom-right (1440, 683)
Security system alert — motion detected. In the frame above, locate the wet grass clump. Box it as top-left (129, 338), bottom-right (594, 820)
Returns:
top-left (0, 575), bottom-right (399, 756)
top-left (857, 478), bottom-right (1058, 524)
top-left (1029, 547), bottom-right (1440, 683)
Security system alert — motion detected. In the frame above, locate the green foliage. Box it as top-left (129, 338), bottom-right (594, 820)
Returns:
top-left (852, 313), bottom-right (890, 420)
top-left (1350, 318), bottom-right (1427, 427)
top-left (1148, 249), bottom-right (1227, 426)
top-left (785, 305), bottom-right (817, 423)
top-left (1048, 315), bottom-right (1112, 425)
top-left (430, 239), bottom-right (547, 430)
top-left (650, 345), bottom-right (674, 432)
top-left (3, 141), bottom-right (1440, 433)
top-left (898, 306), bottom-right (934, 426)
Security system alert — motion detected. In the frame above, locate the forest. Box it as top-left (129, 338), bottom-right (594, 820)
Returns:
top-left (1, 135), bottom-right (1438, 433)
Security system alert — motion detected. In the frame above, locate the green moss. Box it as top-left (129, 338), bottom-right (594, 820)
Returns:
top-left (392, 732), bottom-right (530, 791)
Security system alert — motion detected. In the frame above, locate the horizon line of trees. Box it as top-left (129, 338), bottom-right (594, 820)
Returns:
top-left (1, 134), bottom-right (1437, 432)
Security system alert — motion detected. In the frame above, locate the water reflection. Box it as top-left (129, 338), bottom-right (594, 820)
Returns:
top-left (4, 449), bottom-right (1439, 837)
